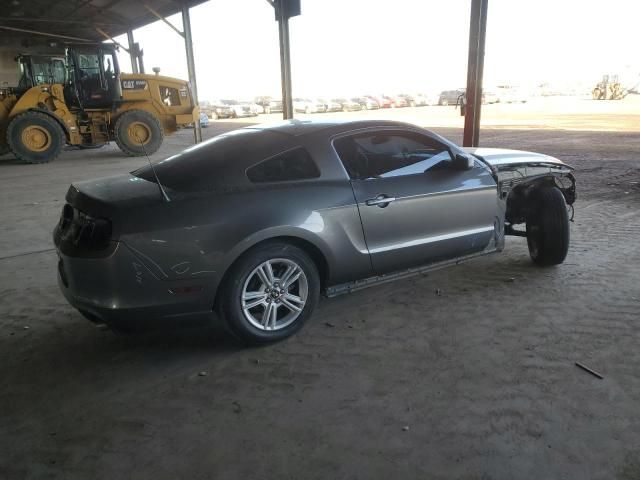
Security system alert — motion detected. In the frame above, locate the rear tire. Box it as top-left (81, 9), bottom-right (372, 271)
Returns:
top-left (526, 187), bottom-right (570, 266)
top-left (7, 111), bottom-right (65, 164)
top-left (114, 110), bottom-right (163, 157)
top-left (218, 242), bottom-right (320, 345)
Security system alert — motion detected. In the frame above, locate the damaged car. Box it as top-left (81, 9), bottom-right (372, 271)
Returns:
top-left (54, 119), bottom-right (576, 344)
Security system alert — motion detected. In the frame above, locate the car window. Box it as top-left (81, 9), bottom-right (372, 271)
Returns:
top-left (334, 131), bottom-right (453, 180)
top-left (246, 147), bottom-right (320, 183)
top-left (132, 130), bottom-right (296, 191)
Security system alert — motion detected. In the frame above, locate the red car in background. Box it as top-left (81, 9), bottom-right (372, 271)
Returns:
top-left (388, 95), bottom-right (409, 108)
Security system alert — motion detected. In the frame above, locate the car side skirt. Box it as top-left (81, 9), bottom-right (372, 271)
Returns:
top-left (325, 246), bottom-right (499, 297)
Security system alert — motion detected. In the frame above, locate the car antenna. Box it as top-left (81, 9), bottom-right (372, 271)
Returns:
top-left (137, 135), bottom-right (171, 203)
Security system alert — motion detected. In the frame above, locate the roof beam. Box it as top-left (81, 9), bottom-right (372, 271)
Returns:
top-left (143, 3), bottom-right (184, 38)
top-left (0, 16), bottom-right (120, 26)
top-left (0, 25), bottom-right (92, 42)
top-left (95, 27), bottom-right (129, 52)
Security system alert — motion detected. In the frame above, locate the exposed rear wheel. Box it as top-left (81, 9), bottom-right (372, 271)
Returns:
top-left (114, 110), bottom-right (163, 156)
top-left (218, 242), bottom-right (320, 345)
top-left (526, 187), bottom-right (570, 266)
top-left (7, 111), bottom-right (65, 164)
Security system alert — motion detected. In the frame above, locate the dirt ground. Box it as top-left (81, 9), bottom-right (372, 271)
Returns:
top-left (1, 97), bottom-right (639, 479)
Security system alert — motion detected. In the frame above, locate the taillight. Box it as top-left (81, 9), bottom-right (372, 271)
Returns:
top-left (75, 211), bottom-right (112, 249)
top-left (57, 204), bottom-right (112, 251)
top-left (59, 204), bottom-right (74, 231)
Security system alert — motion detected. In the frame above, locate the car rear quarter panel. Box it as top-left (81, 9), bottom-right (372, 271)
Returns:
top-left (120, 180), bottom-right (372, 301)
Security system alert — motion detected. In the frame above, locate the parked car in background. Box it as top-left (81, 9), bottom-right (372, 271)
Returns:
top-left (241, 101), bottom-right (262, 115)
top-left (55, 119), bottom-right (576, 344)
top-left (293, 98), bottom-right (325, 114)
top-left (495, 86), bottom-right (529, 103)
top-left (211, 100), bottom-right (235, 119)
top-left (254, 96), bottom-right (274, 113)
top-left (268, 99), bottom-right (283, 113)
top-left (217, 99), bottom-right (258, 118)
top-left (181, 111), bottom-right (212, 129)
top-left (332, 98), bottom-right (362, 112)
top-left (321, 98), bottom-right (343, 112)
top-left (438, 89), bottom-right (465, 106)
top-left (413, 93), bottom-right (436, 106)
top-left (199, 101), bottom-right (215, 118)
top-left (388, 95), bottom-right (408, 107)
top-left (483, 90), bottom-right (500, 104)
top-left (398, 94), bottom-right (419, 107)
top-left (199, 112), bottom-right (209, 128)
top-left (366, 95), bottom-right (392, 108)
top-left (311, 99), bottom-right (328, 113)
top-left (351, 96), bottom-right (380, 110)
top-left (420, 92), bottom-right (440, 105)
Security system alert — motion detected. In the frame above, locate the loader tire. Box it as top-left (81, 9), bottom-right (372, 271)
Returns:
top-left (7, 111), bottom-right (65, 164)
top-left (114, 110), bottom-right (163, 157)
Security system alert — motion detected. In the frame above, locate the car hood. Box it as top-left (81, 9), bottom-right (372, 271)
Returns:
top-left (463, 147), bottom-right (572, 170)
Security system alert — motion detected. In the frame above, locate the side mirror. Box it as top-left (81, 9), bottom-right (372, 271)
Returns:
top-left (454, 153), bottom-right (474, 170)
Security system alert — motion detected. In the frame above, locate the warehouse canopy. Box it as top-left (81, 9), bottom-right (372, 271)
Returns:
top-left (1, 0), bottom-right (489, 146)
top-left (0, 0), bottom-right (207, 42)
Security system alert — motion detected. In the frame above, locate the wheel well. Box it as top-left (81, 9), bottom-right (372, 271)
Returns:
top-left (505, 174), bottom-right (575, 225)
top-left (213, 236), bottom-right (330, 309)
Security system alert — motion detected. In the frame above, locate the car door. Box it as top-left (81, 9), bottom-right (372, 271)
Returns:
top-left (334, 128), bottom-right (499, 275)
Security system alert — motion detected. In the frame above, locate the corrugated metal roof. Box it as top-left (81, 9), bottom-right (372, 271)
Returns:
top-left (0, 0), bottom-right (208, 42)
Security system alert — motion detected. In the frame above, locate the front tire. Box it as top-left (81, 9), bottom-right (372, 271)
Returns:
top-left (114, 110), bottom-right (163, 156)
top-left (7, 111), bottom-right (65, 164)
top-left (218, 242), bottom-right (320, 345)
top-left (526, 187), bottom-right (570, 266)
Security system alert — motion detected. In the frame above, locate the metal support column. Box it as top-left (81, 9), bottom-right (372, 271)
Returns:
top-left (463, 0), bottom-right (488, 147)
top-left (126, 30), bottom-right (139, 74)
top-left (182, 5), bottom-right (202, 143)
top-left (277, 1), bottom-right (294, 119)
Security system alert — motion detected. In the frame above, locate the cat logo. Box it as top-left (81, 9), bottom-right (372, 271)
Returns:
top-left (122, 80), bottom-right (148, 90)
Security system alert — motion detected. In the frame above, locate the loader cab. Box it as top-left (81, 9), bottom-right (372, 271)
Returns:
top-left (16, 55), bottom-right (66, 93)
top-left (67, 44), bottom-right (122, 109)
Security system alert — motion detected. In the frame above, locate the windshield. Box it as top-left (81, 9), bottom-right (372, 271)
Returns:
top-left (19, 56), bottom-right (66, 88)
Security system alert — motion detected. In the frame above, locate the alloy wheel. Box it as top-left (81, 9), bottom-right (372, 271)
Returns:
top-left (241, 258), bottom-right (308, 331)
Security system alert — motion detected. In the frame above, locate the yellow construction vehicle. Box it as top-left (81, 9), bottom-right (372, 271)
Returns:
top-left (592, 74), bottom-right (627, 100)
top-left (0, 43), bottom-right (198, 163)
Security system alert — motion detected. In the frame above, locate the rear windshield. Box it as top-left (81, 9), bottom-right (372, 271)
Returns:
top-left (132, 129), bottom-right (294, 191)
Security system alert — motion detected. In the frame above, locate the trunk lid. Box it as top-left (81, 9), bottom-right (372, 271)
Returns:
top-left (66, 174), bottom-right (165, 219)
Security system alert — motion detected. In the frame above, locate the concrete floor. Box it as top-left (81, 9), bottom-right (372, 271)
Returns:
top-left (1, 99), bottom-right (639, 479)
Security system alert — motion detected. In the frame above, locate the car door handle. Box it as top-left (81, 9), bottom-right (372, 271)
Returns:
top-left (365, 195), bottom-right (396, 207)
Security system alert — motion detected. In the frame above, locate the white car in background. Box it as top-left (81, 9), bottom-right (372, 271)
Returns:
top-left (320, 98), bottom-right (343, 112)
top-left (496, 86), bottom-right (529, 103)
top-left (217, 99), bottom-right (258, 118)
top-left (293, 98), bottom-right (325, 113)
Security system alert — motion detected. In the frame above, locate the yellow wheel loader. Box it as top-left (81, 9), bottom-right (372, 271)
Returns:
top-left (592, 74), bottom-right (627, 101)
top-left (0, 44), bottom-right (198, 164)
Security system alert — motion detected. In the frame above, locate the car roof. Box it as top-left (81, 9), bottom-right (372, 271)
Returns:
top-left (243, 119), bottom-right (418, 138)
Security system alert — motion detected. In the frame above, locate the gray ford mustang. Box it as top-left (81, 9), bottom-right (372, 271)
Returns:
top-left (54, 119), bottom-right (576, 344)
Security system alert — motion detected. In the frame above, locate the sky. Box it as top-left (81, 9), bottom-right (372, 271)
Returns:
top-left (113, 0), bottom-right (640, 101)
